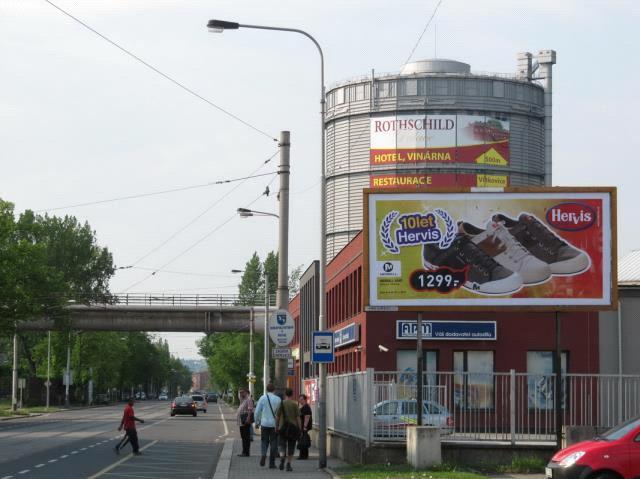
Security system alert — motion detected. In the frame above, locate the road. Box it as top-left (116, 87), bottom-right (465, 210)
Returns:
top-left (0, 400), bottom-right (230, 479)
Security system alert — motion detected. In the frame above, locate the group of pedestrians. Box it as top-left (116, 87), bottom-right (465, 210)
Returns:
top-left (236, 383), bottom-right (313, 472)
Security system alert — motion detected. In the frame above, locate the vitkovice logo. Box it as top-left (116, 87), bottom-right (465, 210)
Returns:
top-left (546, 203), bottom-right (596, 231)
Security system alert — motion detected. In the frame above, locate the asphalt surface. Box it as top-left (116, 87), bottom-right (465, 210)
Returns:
top-left (0, 400), bottom-right (227, 479)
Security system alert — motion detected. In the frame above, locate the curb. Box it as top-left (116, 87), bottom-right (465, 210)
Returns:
top-left (212, 437), bottom-right (234, 479)
top-left (0, 413), bottom-right (43, 421)
top-left (325, 466), bottom-right (341, 478)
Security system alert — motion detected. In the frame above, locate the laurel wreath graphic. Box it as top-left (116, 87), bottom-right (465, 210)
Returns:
top-left (434, 208), bottom-right (456, 249)
top-left (380, 210), bottom-right (400, 254)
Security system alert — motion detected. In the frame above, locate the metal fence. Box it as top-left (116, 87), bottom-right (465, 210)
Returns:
top-left (324, 369), bottom-right (640, 446)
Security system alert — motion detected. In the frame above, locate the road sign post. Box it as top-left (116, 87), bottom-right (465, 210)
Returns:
top-left (312, 331), bottom-right (334, 364)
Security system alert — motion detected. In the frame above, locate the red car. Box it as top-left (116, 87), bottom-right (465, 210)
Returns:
top-left (546, 416), bottom-right (640, 479)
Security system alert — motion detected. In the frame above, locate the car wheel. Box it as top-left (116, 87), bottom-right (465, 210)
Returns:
top-left (593, 474), bottom-right (619, 479)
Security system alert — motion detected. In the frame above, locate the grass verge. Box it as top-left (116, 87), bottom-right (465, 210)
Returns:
top-left (0, 400), bottom-right (60, 417)
top-left (334, 463), bottom-right (490, 479)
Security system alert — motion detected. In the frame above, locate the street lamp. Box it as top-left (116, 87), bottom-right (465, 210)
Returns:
top-left (237, 208), bottom-right (279, 219)
top-left (208, 19), bottom-right (327, 468)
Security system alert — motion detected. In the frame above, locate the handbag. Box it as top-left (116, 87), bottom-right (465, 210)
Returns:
top-left (297, 431), bottom-right (311, 449)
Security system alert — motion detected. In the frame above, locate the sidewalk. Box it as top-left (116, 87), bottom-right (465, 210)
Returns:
top-left (216, 431), bottom-right (345, 479)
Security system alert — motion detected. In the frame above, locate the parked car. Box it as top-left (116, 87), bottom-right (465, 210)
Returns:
top-left (191, 394), bottom-right (207, 413)
top-left (546, 416), bottom-right (640, 479)
top-left (158, 393), bottom-right (168, 401)
top-left (171, 396), bottom-right (197, 417)
top-left (372, 399), bottom-right (454, 437)
top-left (134, 392), bottom-right (146, 400)
top-left (206, 392), bottom-right (218, 403)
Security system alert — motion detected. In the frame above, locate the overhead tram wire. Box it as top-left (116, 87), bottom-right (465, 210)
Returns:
top-left (403, 0), bottom-right (444, 66)
top-left (127, 151), bottom-right (278, 267)
top-left (42, 0), bottom-right (277, 143)
top-left (119, 176), bottom-right (278, 293)
top-left (35, 171), bottom-right (277, 213)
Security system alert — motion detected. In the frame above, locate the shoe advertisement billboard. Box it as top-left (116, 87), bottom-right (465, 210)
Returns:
top-left (365, 188), bottom-right (616, 310)
top-left (370, 114), bottom-right (509, 167)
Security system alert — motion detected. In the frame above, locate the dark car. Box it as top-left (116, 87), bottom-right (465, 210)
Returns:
top-left (170, 396), bottom-right (197, 417)
top-left (546, 416), bottom-right (640, 479)
top-left (206, 392), bottom-right (218, 403)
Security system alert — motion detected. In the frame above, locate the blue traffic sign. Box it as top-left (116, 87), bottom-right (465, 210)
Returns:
top-left (312, 331), bottom-right (334, 363)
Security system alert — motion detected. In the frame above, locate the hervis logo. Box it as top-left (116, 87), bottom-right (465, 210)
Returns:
top-left (546, 203), bottom-right (597, 231)
top-left (377, 261), bottom-right (401, 277)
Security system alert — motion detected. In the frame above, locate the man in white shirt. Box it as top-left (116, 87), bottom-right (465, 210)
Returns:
top-left (254, 383), bottom-right (282, 468)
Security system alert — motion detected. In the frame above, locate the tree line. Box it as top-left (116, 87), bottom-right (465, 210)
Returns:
top-left (0, 199), bottom-right (191, 405)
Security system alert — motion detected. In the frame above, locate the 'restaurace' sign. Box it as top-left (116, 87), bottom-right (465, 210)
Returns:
top-left (370, 114), bottom-right (509, 167)
top-left (365, 188), bottom-right (616, 310)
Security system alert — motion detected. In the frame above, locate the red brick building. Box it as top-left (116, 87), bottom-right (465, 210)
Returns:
top-left (288, 232), bottom-right (599, 397)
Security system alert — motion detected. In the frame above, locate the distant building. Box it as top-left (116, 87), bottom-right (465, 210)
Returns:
top-left (191, 371), bottom-right (210, 392)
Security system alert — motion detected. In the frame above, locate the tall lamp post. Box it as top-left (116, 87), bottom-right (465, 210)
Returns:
top-left (235, 207), bottom-right (280, 394)
top-left (207, 19), bottom-right (327, 468)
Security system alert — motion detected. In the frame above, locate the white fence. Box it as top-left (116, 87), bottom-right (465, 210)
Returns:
top-left (322, 370), bottom-right (640, 445)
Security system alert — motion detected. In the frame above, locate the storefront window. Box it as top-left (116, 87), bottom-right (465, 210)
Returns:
top-left (396, 350), bottom-right (439, 400)
top-left (527, 351), bottom-right (568, 410)
top-left (453, 351), bottom-right (494, 409)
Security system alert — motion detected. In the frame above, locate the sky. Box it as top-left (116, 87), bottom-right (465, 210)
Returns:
top-left (2, 0), bottom-right (639, 359)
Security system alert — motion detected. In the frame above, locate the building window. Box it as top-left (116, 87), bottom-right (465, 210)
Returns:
top-left (402, 79), bottom-right (418, 96)
top-left (335, 87), bottom-right (345, 105)
top-left (527, 351), bottom-right (568, 410)
top-left (453, 351), bottom-right (494, 409)
top-left (354, 84), bottom-right (366, 101)
top-left (378, 81), bottom-right (395, 98)
top-left (395, 350), bottom-right (439, 400)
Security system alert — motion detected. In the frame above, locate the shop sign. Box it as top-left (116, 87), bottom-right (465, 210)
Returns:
top-left (370, 114), bottom-right (510, 166)
top-left (366, 188), bottom-right (616, 310)
top-left (334, 323), bottom-right (359, 348)
top-left (396, 320), bottom-right (496, 340)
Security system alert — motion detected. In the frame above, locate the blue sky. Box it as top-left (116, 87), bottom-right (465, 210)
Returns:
top-left (2, 0), bottom-right (638, 358)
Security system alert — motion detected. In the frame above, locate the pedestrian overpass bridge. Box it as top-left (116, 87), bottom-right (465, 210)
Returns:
top-left (17, 294), bottom-right (271, 333)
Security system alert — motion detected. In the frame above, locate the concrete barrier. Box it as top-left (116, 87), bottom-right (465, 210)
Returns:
top-left (407, 426), bottom-right (441, 469)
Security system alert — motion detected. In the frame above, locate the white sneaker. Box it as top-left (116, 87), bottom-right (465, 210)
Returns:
top-left (458, 221), bottom-right (552, 285)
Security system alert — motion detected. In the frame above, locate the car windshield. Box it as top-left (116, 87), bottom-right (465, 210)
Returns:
top-left (601, 416), bottom-right (640, 440)
top-left (192, 395), bottom-right (204, 401)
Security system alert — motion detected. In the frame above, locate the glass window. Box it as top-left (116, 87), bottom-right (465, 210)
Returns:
top-left (354, 84), bottom-right (366, 101)
top-left (335, 87), bottom-right (345, 104)
top-left (434, 79), bottom-right (448, 95)
top-left (376, 401), bottom-right (397, 416)
top-left (403, 79), bottom-right (418, 96)
top-left (527, 351), bottom-right (568, 410)
top-left (493, 81), bottom-right (504, 98)
top-left (378, 81), bottom-right (395, 98)
top-left (453, 351), bottom-right (494, 409)
top-left (402, 401), bottom-right (417, 415)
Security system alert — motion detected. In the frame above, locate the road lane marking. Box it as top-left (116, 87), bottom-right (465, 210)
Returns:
top-left (59, 455), bottom-right (68, 458)
top-left (217, 404), bottom-right (229, 437)
top-left (35, 464), bottom-right (45, 468)
top-left (86, 440), bottom-right (158, 479)
top-left (48, 459), bottom-right (57, 463)
top-left (212, 437), bottom-right (233, 479)
top-left (17, 471), bottom-right (29, 475)
top-left (1, 475), bottom-right (14, 479)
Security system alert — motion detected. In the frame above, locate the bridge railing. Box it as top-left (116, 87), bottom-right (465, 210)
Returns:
top-left (108, 293), bottom-right (278, 307)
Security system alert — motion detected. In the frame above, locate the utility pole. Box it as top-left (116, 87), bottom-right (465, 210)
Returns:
top-left (46, 331), bottom-right (51, 410)
top-left (264, 272), bottom-right (270, 393)
top-left (12, 331), bottom-right (18, 412)
top-left (65, 331), bottom-right (71, 408)
top-left (274, 131), bottom-right (290, 396)
top-left (248, 308), bottom-right (255, 397)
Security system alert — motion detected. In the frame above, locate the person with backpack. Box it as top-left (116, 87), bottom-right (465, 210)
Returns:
top-left (276, 388), bottom-right (301, 472)
top-left (254, 383), bottom-right (282, 468)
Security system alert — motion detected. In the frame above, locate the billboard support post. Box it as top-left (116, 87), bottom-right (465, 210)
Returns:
top-left (416, 311), bottom-right (423, 426)
top-left (554, 311), bottom-right (562, 449)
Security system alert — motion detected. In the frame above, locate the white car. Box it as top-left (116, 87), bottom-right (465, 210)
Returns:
top-left (158, 393), bottom-right (168, 401)
top-left (191, 394), bottom-right (207, 413)
top-left (373, 399), bottom-right (454, 438)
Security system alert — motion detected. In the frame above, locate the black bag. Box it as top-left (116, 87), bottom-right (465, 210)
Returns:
top-left (297, 431), bottom-right (311, 450)
top-left (240, 412), bottom-right (254, 424)
top-left (279, 403), bottom-right (300, 440)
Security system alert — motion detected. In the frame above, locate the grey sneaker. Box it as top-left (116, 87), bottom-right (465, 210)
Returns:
top-left (458, 221), bottom-right (551, 285)
top-left (493, 213), bottom-right (590, 275)
top-left (423, 234), bottom-right (522, 295)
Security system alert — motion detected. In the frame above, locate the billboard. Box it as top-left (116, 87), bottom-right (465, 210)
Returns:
top-left (365, 188), bottom-right (616, 310)
top-left (370, 114), bottom-right (509, 167)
